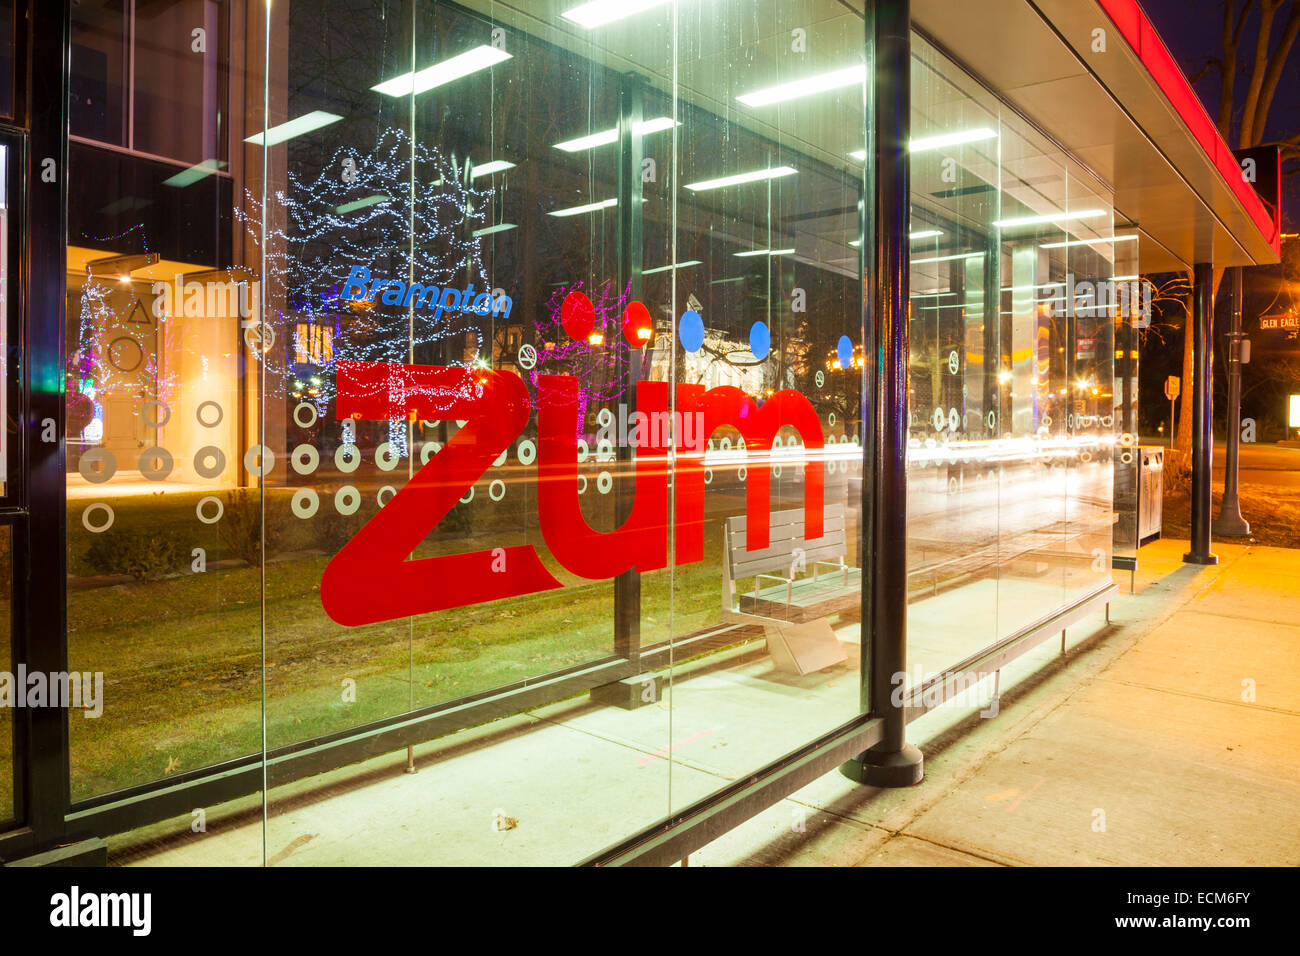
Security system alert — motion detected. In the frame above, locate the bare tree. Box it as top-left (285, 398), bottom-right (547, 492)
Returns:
top-left (1173, 0), bottom-right (1300, 450)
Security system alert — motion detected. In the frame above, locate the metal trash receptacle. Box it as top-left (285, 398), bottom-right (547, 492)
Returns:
top-left (1137, 446), bottom-right (1163, 545)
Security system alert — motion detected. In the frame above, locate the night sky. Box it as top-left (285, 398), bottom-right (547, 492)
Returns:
top-left (1125, 2), bottom-right (1300, 437)
top-left (1143, 0), bottom-right (1300, 231)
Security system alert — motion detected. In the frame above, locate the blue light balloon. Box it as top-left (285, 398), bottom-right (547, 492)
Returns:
top-left (837, 335), bottom-right (853, 370)
top-left (679, 310), bottom-right (705, 353)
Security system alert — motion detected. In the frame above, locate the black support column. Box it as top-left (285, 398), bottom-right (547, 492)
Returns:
top-left (613, 71), bottom-right (645, 662)
top-left (21, 0), bottom-right (73, 852)
top-left (842, 0), bottom-right (923, 788)
top-left (1183, 262), bottom-right (1218, 565)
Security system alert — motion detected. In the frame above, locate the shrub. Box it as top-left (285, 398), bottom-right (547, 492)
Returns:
top-left (217, 488), bottom-right (292, 565)
top-left (84, 528), bottom-right (187, 581)
top-left (314, 509), bottom-right (369, 555)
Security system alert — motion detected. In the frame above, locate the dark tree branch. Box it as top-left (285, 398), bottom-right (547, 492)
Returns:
top-left (1251, 1), bottom-right (1300, 142)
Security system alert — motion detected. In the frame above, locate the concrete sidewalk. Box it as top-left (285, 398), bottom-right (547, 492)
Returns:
top-left (686, 537), bottom-right (1300, 866)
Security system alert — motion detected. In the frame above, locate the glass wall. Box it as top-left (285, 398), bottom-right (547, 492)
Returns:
top-left (62, 0), bottom-right (871, 864)
top-left (905, 34), bottom-right (1117, 686)
top-left (57, 1), bottom-right (1121, 865)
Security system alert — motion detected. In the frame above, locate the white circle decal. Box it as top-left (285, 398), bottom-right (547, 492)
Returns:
top-left (291, 444), bottom-right (319, 475)
top-left (82, 502), bottom-right (115, 533)
top-left (291, 488), bottom-right (319, 519)
top-left (293, 402), bottom-right (318, 428)
top-left (244, 445), bottom-right (275, 476)
top-left (375, 442), bottom-right (400, 471)
top-left (335, 444), bottom-right (361, 473)
top-left (196, 496), bottom-right (224, 525)
top-left (335, 485), bottom-right (361, 516)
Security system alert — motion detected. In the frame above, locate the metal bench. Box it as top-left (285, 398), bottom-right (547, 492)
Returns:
top-left (721, 504), bottom-right (857, 674)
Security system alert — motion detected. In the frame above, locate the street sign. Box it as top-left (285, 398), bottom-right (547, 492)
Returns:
top-left (1164, 376), bottom-right (1180, 400)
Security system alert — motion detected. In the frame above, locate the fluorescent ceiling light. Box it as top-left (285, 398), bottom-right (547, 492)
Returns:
top-left (553, 117), bottom-right (678, 152)
top-left (910, 291), bottom-right (956, 298)
top-left (472, 223), bottom-right (517, 237)
top-left (735, 248), bottom-right (795, 258)
top-left (372, 46), bottom-right (511, 97)
top-left (736, 65), bottom-right (866, 108)
top-left (549, 198), bottom-right (618, 217)
top-left (643, 260), bottom-right (702, 275)
top-left (470, 160), bottom-right (515, 178)
top-left (848, 129), bottom-right (996, 160)
top-left (335, 194), bottom-right (391, 214)
top-left (1112, 275), bottom-right (1140, 282)
top-left (994, 208), bottom-right (1105, 229)
top-left (163, 158), bottom-right (227, 188)
top-left (561, 0), bottom-right (673, 29)
top-left (852, 229), bottom-right (943, 247)
top-left (909, 127), bottom-right (997, 152)
top-left (1039, 233), bottom-right (1139, 249)
top-left (912, 252), bottom-right (984, 265)
top-left (685, 166), bottom-right (797, 191)
top-left (245, 111), bottom-right (343, 146)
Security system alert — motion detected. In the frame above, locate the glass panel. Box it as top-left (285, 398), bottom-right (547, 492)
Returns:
top-left (257, 0), bottom-right (679, 866)
top-left (71, 0), bottom-right (129, 148)
top-left (666, 0), bottom-right (868, 808)
top-left (65, 3), bottom-right (254, 803)
top-left (258, 0), bottom-right (415, 764)
top-left (1062, 170), bottom-right (1116, 606)
top-left (1113, 235), bottom-right (1141, 562)
top-left (132, 0), bottom-right (228, 165)
top-left (907, 37), bottom-right (1003, 679)
top-left (906, 33), bottom-right (1116, 696)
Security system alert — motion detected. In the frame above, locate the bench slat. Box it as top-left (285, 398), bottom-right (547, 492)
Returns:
top-left (731, 542), bottom-right (847, 578)
top-left (728, 502), bottom-right (844, 534)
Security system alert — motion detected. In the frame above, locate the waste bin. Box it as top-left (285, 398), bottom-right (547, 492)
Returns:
top-left (1137, 446), bottom-right (1163, 545)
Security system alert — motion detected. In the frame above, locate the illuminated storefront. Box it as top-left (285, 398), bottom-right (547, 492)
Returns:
top-left (0, 0), bottom-right (1280, 865)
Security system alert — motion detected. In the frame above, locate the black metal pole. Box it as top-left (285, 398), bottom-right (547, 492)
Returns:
top-left (613, 71), bottom-right (644, 662)
top-left (842, 0), bottom-right (922, 788)
top-left (21, 0), bottom-right (73, 852)
top-left (1213, 265), bottom-right (1249, 537)
top-left (1184, 262), bottom-right (1218, 565)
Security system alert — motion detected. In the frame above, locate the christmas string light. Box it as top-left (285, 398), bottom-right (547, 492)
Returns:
top-left (235, 126), bottom-right (498, 450)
